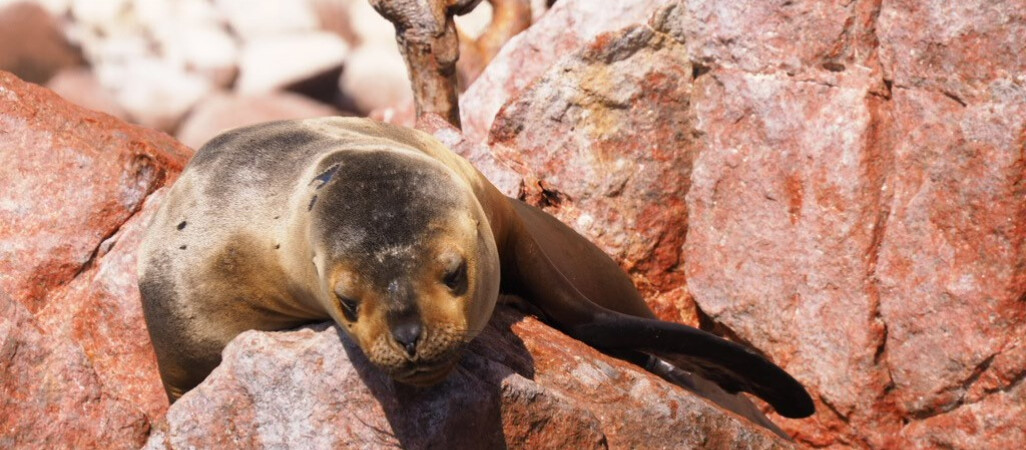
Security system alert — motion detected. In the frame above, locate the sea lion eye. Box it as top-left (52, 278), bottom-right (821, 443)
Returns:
top-left (338, 296), bottom-right (360, 322)
top-left (443, 260), bottom-right (467, 294)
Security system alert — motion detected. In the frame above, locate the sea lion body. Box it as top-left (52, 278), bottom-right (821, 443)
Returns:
top-left (139, 117), bottom-right (812, 431)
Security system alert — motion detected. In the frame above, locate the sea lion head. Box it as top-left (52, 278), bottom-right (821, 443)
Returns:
top-left (308, 149), bottom-right (499, 385)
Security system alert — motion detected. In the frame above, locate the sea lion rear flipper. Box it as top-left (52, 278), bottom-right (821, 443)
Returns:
top-left (572, 318), bottom-right (815, 418)
top-left (503, 199), bottom-right (814, 419)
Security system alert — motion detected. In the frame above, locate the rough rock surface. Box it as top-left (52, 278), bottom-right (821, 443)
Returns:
top-left (4, 0), bottom-right (1025, 447)
top-left (460, 0), bottom-right (671, 143)
top-left (487, 8), bottom-right (700, 324)
top-left (0, 67), bottom-right (795, 447)
top-left (461, 0), bottom-right (1026, 447)
top-left (0, 70), bottom-right (191, 312)
top-left (145, 308), bottom-right (791, 449)
top-left (0, 70), bottom-right (188, 447)
top-left (0, 290), bottom-right (150, 449)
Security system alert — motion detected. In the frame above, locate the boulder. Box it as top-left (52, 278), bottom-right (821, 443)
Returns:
top-left (145, 308), bottom-right (792, 449)
top-left (0, 70), bottom-right (189, 447)
top-left (458, 0), bottom-right (1026, 447)
top-left (236, 32), bottom-right (349, 95)
top-left (460, 0), bottom-right (672, 143)
top-left (486, 9), bottom-right (699, 324)
top-left (176, 90), bottom-right (343, 149)
top-left (0, 1), bottom-right (83, 83)
top-left (0, 70), bottom-right (192, 312)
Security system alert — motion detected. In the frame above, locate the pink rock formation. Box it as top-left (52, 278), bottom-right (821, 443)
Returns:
top-left (1, 290), bottom-right (150, 449)
top-left (460, 0), bottom-right (671, 143)
top-left (461, 0), bottom-right (1026, 447)
top-left (144, 308), bottom-right (790, 449)
top-left (0, 70), bottom-right (192, 312)
top-left (0, 70), bottom-right (188, 446)
top-left (3, 0), bottom-right (1024, 446)
top-left (485, 12), bottom-right (700, 325)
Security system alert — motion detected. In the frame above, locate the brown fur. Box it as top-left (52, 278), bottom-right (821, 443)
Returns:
top-left (139, 118), bottom-right (812, 436)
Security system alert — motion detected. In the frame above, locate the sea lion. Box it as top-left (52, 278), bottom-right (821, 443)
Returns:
top-left (138, 117), bottom-right (813, 430)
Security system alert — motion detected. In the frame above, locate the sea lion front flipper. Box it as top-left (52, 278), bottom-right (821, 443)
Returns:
top-left (503, 199), bottom-right (814, 419)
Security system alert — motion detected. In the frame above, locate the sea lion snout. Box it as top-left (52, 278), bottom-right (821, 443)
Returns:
top-left (389, 313), bottom-right (423, 357)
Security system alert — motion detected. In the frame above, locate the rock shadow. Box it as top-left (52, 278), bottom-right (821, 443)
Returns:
top-left (340, 304), bottom-right (535, 449)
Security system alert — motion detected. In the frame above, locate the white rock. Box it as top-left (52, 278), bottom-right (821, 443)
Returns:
top-left (155, 25), bottom-right (238, 87)
top-left (104, 57), bottom-right (213, 131)
top-left (236, 32), bottom-right (348, 94)
top-left (176, 91), bottom-right (341, 149)
top-left (346, 0), bottom-right (395, 47)
top-left (455, 0), bottom-right (493, 40)
top-left (339, 42), bottom-right (411, 113)
top-left (136, 0), bottom-right (223, 29)
top-left (308, 0), bottom-right (360, 44)
top-left (215, 0), bottom-right (319, 40)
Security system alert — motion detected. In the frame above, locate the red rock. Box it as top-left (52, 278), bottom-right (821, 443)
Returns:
top-left (683, 67), bottom-right (896, 446)
top-left (35, 190), bottom-right (171, 422)
top-left (0, 70), bottom-right (185, 440)
top-left (0, 289), bottom-right (150, 449)
top-left (460, 0), bottom-right (671, 143)
top-left (0, 70), bottom-right (192, 312)
top-left (459, 0), bottom-right (1026, 447)
top-left (144, 308), bottom-right (792, 449)
top-left (486, 13), bottom-right (699, 324)
top-left (875, 89), bottom-right (1026, 422)
top-left (0, 2), bottom-right (83, 84)
top-left (176, 90), bottom-right (343, 149)
top-left (680, 0), bottom-right (880, 75)
top-left (878, 0), bottom-right (1026, 105)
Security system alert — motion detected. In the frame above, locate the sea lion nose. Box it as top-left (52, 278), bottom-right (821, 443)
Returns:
top-left (392, 320), bottom-right (422, 357)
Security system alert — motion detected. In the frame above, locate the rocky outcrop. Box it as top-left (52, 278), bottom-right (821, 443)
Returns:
top-left (3, 0), bottom-right (1024, 447)
top-left (0, 70), bottom-right (191, 312)
top-left (0, 65), bottom-right (792, 447)
top-left (460, 0), bottom-right (1026, 447)
top-left (0, 70), bottom-right (189, 447)
top-left (145, 309), bottom-right (790, 449)
top-left (460, 0), bottom-right (671, 144)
